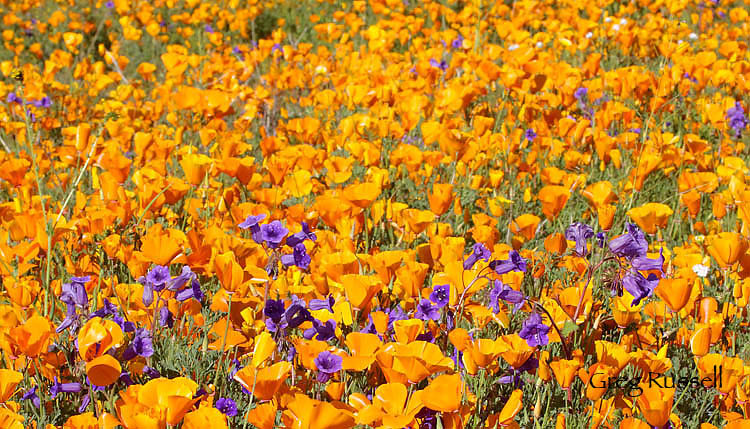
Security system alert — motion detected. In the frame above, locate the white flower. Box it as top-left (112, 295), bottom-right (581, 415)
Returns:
top-left (508, 44), bottom-right (519, 51)
top-left (688, 32), bottom-right (698, 40)
top-left (620, 18), bottom-right (627, 25)
top-left (585, 31), bottom-right (593, 39)
top-left (604, 16), bottom-right (612, 22)
top-left (536, 41), bottom-right (543, 48)
top-left (693, 264), bottom-right (710, 278)
top-left (612, 24), bottom-right (621, 32)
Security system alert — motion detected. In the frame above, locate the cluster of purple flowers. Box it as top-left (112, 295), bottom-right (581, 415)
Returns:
top-left (608, 223), bottom-right (664, 305)
top-left (726, 102), bottom-right (748, 139)
top-left (138, 265), bottom-right (203, 309)
top-left (239, 215), bottom-right (316, 273)
top-left (5, 93), bottom-right (51, 108)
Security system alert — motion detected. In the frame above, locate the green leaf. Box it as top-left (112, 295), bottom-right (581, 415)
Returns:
top-left (561, 320), bottom-right (579, 337)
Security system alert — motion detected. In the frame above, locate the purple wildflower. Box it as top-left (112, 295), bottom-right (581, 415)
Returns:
top-left (215, 397), bottom-right (238, 417)
top-left (463, 242), bottom-right (491, 270)
top-left (429, 284), bottom-right (450, 308)
top-left (518, 313), bottom-right (550, 347)
top-left (726, 102), bottom-right (747, 139)
top-left (608, 223), bottom-right (648, 259)
top-left (261, 220), bottom-right (289, 248)
top-left (314, 351), bottom-right (342, 382)
top-left (281, 243), bottom-right (311, 270)
top-left (622, 272), bottom-right (659, 306)
top-left (490, 250), bottom-right (528, 274)
top-left (50, 377), bottom-right (82, 399)
top-left (525, 129), bottom-right (537, 141)
top-left (414, 299), bottom-right (440, 321)
top-left (488, 280), bottom-right (525, 314)
top-left (565, 223), bottom-right (594, 257)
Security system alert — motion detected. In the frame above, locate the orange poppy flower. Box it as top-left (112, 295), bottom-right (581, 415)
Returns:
top-left (627, 203), bottom-right (674, 234)
top-left (0, 369), bottom-right (22, 403)
top-left (707, 232), bottom-right (748, 268)
top-left (7, 315), bottom-right (53, 358)
top-left (345, 182), bottom-right (382, 209)
top-left (234, 361), bottom-right (293, 401)
top-left (183, 406), bottom-right (228, 429)
top-left (138, 223), bottom-right (185, 266)
top-left (538, 185), bottom-right (570, 220)
top-left (421, 373), bottom-right (463, 413)
top-left (86, 354), bottom-right (122, 386)
top-left (428, 183), bottom-right (454, 216)
top-left (637, 384), bottom-right (674, 428)
top-left (246, 403), bottom-right (277, 429)
top-left (655, 278), bottom-right (693, 312)
top-left (282, 393), bottom-right (355, 429)
top-left (509, 214), bottom-right (541, 242)
top-left (78, 317), bottom-right (123, 362)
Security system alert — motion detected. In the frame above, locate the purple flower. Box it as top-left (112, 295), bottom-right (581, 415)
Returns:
top-left (463, 242), bottom-right (491, 270)
top-left (303, 319), bottom-right (337, 341)
top-left (490, 250), bottom-right (527, 274)
top-left (631, 248), bottom-right (664, 273)
top-left (50, 377), bottom-right (82, 399)
top-left (488, 280), bottom-right (525, 314)
top-left (56, 305), bottom-right (80, 333)
top-left (429, 58), bottom-right (448, 71)
top-left (146, 265), bottom-right (171, 286)
top-left (204, 24), bottom-right (214, 33)
top-left (726, 102), bottom-right (747, 139)
top-left (104, 0), bottom-right (114, 8)
top-left (239, 213), bottom-right (266, 243)
top-left (314, 350), bottom-right (342, 382)
top-left (609, 223), bottom-right (648, 259)
top-left (215, 397), bottom-right (238, 417)
top-left (451, 34), bottom-right (464, 49)
top-left (167, 266), bottom-right (194, 291)
top-left (6, 92), bottom-right (21, 104)
top-left (525, 128), bottom-right (537, 141)
top-left (261, 220), bottom-right (289, 248)
top-left (285, 299), bottom-right (312, 329)
top-left (175, 277), bottom-right (203, 302)
top-left (264, 299), bottom-right (285, 323)
top-left (429, 284), bottom-right (450, 308)
top-left (286, 221), bottom-right (317, 247)
top-left (596, 232), bottom-right (606, 248)
top-left (159, 306), bottom-right (173, 328)
top-left (309, 295), bottom-right (335, 312)
top-left (281, 243), bottom-right (311, 270)
top-left (61, 279), bottom-right (88, 309)
top-left (518, 313), bottom-right (549, 347)
top-left (622, 272), bottom-right (658, 306)
top-left (415, 299), bottom-right (440, 321)
top-left (22, 386), bottom-right (40, 408)
top-left (122, 328), bottom-right (154, 360)
top-left (574, 87), bottom-right (588, 101)
top-left (565, 223), bottom-right (594, 257)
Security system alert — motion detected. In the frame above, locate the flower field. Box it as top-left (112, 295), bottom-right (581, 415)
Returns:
top-left (1, 0), bottom-right (750, 427)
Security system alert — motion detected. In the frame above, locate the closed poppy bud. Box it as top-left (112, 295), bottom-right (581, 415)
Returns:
top-left (86, 355), bottom-right (122, 387)
top-left (0, 369), bottom-right (23, 402)
top-left (555, 413), bottom-right (566, 429)
top-left (681, 190), bottom-right (701, 218)
top-left (544, 233), bottom-right (568, 254)
top-left (712, 194), bottom-right (727, 219)
top-left (690, 324), bottom-right (711, 357)
top-left (655, 278), bottom-right (692, 312)
top-left (707, 232), bottom-right (748, 269)
top-left (597, 204), bottom-right (616, 231)
top-left (699, 297), bottom-right (719, 323)
top-left (636, 384), bottom-right (674, 428)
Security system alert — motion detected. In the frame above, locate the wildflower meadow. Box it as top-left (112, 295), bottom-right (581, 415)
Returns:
top-left (1, 0), bottom-right (750, 427)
